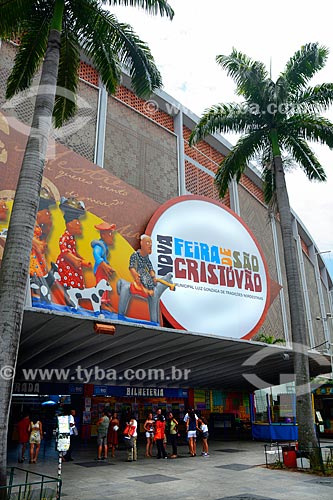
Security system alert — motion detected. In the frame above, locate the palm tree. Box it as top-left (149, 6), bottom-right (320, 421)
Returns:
top-left (0, 0), bottom-right (173, 486)
top-left (189, 43), bottom-right (333, 457)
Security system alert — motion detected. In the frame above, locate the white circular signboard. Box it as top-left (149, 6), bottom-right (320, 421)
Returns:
top-left (146, 196), bottom-right (270, 339)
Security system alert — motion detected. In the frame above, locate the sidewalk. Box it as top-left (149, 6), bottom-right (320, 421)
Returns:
top-left (7, 438), bottom-right (333, 500)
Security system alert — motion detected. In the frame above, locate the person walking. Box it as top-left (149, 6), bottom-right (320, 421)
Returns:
top-left (154, 414), bottom-right (167, 459)
top-left (168, 412), bottom-right (178, 458)
top-left (186, 410), bottom-right (198, 457)
top-left (198, 417), bottom-right (209, 457)
top-left (95, 410), bottom-right (110, 461)
top-left (126, 415), bottom-right (138, 462)
top-left (17, 412), bottom-right (30, 463)
top-left (63, 409), bottom-right (77, 462)
top-left (107, 412), bottom-right (120, 458)
top-left (28, 416), bottom-right (43, 464)
top-left (144, 412), bottom-right (155, 457)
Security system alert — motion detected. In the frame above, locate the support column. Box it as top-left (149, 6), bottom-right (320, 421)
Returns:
top-left (94, 81), bottom-right (108, 168)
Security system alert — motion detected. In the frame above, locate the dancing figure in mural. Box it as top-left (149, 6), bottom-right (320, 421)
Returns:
top-left (0, 199), bottom-right (8, 223)
top-left (0, 199), bottom-right (9, 266)
top-left (117, 235), bottom-right (176, 323)
top-left (56, 197), bottom-right (91, 290)
top-left (91, 222), bottom-right (116, 312)
top-left (30, 187), bottom-right (55, 279)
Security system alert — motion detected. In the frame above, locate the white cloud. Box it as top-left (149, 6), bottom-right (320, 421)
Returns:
top-left (112, 0), bottom-right (333, 264)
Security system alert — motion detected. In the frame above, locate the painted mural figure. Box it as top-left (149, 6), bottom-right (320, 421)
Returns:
top-left (0, 199), bottom-right (9, 266)
top-left (0, 199), bottom-right (8, 222)
top-left (91, 221), bottom-right (116, 311)
top-left (129, 234), bottom-right (156, 297)
top-left (56, 197), bottom-right (91, 289)
top-left (117, 234), bottom-right (175, 323)
top-left (30, 187), bottom-right (56, 278)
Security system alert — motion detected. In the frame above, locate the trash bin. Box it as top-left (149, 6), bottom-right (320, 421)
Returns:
top-left (282, 445), bottom-right (297, 468)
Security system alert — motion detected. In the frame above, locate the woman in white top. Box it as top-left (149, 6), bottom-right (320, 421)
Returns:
top-left (198, 417), bottom-right (209, 456)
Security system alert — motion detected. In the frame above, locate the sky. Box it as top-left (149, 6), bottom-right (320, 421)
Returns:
top-left (112, 0), bottom-right (333, 278)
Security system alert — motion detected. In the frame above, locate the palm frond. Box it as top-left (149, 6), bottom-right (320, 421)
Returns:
top-left (189, 103), bottom-right (265, 146)
top-left (102, 0), bottom-right (174, 18)
top-left (283, 136), bottom-right (326, 181)
top-left (262, 161), bottom-right (276, 205)
top-left (215, 130), bottom-right (266, 197)
top-left (0, 0), bottom-right (33, 36)
top-left (5, 4), bottom-right (52, 98)
top-left (281, 43), bottom-right (329, 93)
top-left (283, 114), bottom-right (333, 148)
top-left (53, 17), bottom-right (80, 128)
top-left (292, 83), bottom-right (333, 114)
top-left (74, 2), bottom-right (161, 96)
top-left (216, 49), bottom-right (269, 100)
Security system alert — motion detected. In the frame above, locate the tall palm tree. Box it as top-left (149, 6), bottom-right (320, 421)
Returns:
top-left (0, 0), bottom-right (173, 486)
top-left (189, 43), bottom-right (333, 456)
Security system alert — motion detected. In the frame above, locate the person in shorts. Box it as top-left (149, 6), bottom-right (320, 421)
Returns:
top-left (186, 410), bottom-right (198, 457)
top-left (96, 410), bottom-right (110, 461)
top-left (198, 417), bottom-right (209, 456)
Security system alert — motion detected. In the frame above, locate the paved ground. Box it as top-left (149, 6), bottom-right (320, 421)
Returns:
top-left (7, 438), bottom-right (333, 500)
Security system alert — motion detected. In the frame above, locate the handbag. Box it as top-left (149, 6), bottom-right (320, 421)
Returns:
top-left (123, 424), bottom-right (136, 437)
top-left (72, 426), bottom-right (78, 436)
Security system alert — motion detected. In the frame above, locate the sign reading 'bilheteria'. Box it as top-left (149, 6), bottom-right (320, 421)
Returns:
top-left (147, 196), bottom-right (270, 339)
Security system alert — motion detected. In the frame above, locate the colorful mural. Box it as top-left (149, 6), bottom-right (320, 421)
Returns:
top-left (0, 111), bottom-right (279, 336)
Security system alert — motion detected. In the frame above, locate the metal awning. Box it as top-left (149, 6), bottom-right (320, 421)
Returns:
top-left (16, 308), bottom-right (331, 391)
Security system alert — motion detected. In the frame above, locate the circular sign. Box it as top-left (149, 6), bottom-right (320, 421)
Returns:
top-left (146, 196), bottom-right (270, 339)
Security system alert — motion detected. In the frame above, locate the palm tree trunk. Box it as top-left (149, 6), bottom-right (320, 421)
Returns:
top-left (0, 28), bottom-right (61, 488)
top-left (273, 154), bottom-right (319, 454)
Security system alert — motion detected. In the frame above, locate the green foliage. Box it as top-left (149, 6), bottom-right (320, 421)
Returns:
top-left (256, 333), bottom-right (285, 344)
top-left (189, 43), bottom-right (333, 203)
top-left (0, 0), bottom-right (174, 127)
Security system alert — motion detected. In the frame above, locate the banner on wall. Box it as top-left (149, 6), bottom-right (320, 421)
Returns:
top-left (146, 196), bottom-right (270, 339)
top-left (0, 112), bottom-right (275, 338)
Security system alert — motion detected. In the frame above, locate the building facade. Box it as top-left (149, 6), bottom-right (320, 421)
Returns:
top-left (1, 40), bottom-right (332, 437)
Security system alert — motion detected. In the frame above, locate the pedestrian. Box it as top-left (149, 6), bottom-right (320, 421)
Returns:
top-left (125, 414), bottom-right (137, 462)
top-left (198, 417), bottom-right (209, 457)
top-left (17, 412), bottom-right (30, 463)
top-left (95, 410), bottom-right (109, 461)
top-left (168, 412), bottom-right (178, 458)
top-left (28, 415), bottom-right (43, 464)
top-left (154, 414), bottom-right (167, 459)
top-left (63, 409), bottom-right (77, 462)
top-left (144, 412), bottom-right (155, 457)
top-left (186, 410), bottom-right (197, 457)
top-left (107, 412), bottom-right (120, 458)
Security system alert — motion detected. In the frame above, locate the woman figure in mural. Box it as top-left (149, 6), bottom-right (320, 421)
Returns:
top-left (129, 234), bottom-right (157, 297)
top-left (0, 199), bottom-right (8, 222)
top-left (30, 187), bottom-right (56, 279)
top-left (0, 199), bottom-right (8, 266)
top-left (91, 222), bottom-right (116, 312)
top-left (56, 197), bottom-right (91, 290)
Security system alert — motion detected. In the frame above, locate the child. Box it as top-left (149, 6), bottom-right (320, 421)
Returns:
top-left (198, 417), bottom-right (209, 457)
